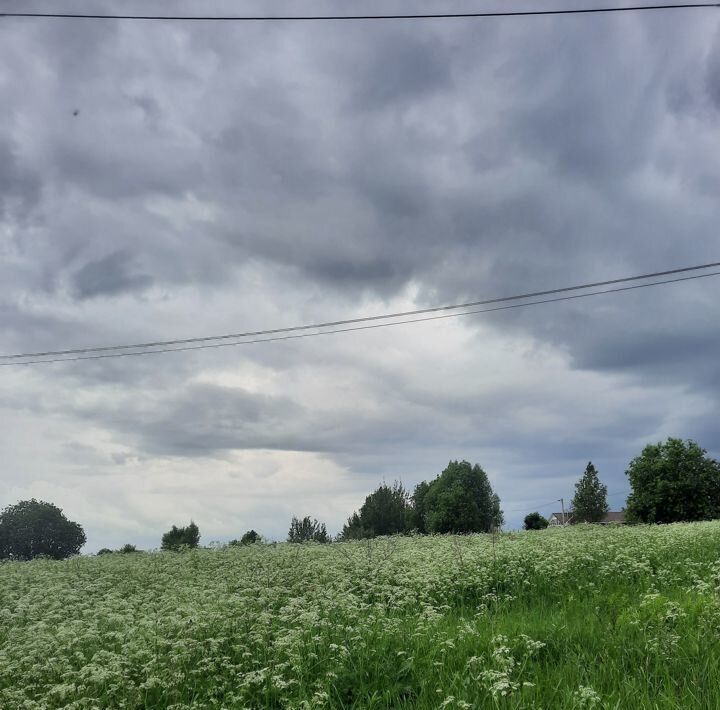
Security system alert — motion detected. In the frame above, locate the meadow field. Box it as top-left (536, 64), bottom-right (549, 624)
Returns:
top-left (2, 523), bottom-right (720, 709)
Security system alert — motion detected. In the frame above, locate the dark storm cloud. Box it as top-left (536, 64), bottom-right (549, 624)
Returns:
top-left (73, 251), bottom-right (153, 299)
top-left (705, 28), bottom-right (720, 109)
top-left (70, 380), bottom-right (419, 458)
top-left (1, 4), bottom-right (720, 543)
top-left (0, 137), bottom-right (41, 218)
top-left (347, 31), bottom-right (453, 110)
top-left (69, 383), bottom-right (306, 456)
top-left (61, 346), bottom-right (668, 468)
top-left (1, 10), bottom-right (716, 350)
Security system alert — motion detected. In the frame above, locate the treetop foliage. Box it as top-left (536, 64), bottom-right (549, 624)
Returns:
top-left (626, 438), bottom-right (720, 524)
top-left (571, 461), bottom-right (609, 523)
top-left (421, 460), bottom-right (503, 534)
top-left (524, 512), bottom-right (549, 530)
top-left (6, 439), bottom-right (719, 563)
top-left (287, 516), bottom-right (329, 544)
top-left (341, 481), bottom-right (411, 540)
top-left (240, 529), bottom-right (261, 545)
top-left (161, 521), bottom-right (200, 551)
top-left (340, 463), bottom-right (503, 539)
top-left (229, 530), bottom-right (261, 546)
top-left (0, 499), bottom-right (86, 561)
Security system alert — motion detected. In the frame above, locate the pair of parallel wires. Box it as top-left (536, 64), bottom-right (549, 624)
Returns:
top-left (1, 3), bottom-right (718, 365)
top-left (1, 262), bottom-right (718, 365)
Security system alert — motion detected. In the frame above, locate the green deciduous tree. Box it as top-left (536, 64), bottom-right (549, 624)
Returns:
top-left (240, 530), bottom-right (260, 545)
top-left (287, 516), bottom-right (329, 543)
top-left (491, 493), bottom-right (505, 530)
top-left (410, 480), bottom-right (431, 533)
top-left (626, 438), bottom-right (720, 524)
top-left (422, 460), bottom-right (502, 534)
top-left (339, 512), bottom-right (368, 541)
top-left (161, 521), bottom-right (200, 551)
top-left (571, 462), bottom-right (609, 523)
top-left (340, 481), bottom-right (411, 540)
top-left (0, 499), bottom-right (86, 560)
top-left (524, 512), bottom-right (549, 530)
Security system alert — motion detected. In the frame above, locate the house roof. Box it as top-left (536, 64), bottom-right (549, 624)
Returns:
top-left (601, 511), bottom-right (626, 523)
top-left (548, 511), bottom-right (625, 524)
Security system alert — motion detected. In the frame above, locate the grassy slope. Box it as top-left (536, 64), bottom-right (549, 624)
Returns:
top-left (1, 523), bottom-right (720, 708)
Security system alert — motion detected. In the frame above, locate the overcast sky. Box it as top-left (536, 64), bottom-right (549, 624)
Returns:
top-left (1, 1), bottom-right (719, 550)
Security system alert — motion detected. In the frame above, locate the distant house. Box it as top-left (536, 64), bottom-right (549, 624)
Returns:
top-left (548, 512), bottom-right (574, 526)
top-left (548, 510), bottom-right (625, 526)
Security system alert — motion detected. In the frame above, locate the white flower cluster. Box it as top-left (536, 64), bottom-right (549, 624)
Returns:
top-left (0, 520), bottom-right (719, 707)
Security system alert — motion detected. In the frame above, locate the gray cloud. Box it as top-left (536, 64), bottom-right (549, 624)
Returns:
top-left (346, 30), bottom-right (453, 110)
top-left (1, 5), bottom-right (719, 547)
top-left (0, 137), bottom-right (41, 219)
top-left (73, 251), bottom-right (153, 299)
top-left (705, 28), bottom-right (720, 109)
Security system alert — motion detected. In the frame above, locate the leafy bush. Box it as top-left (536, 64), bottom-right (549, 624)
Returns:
top-left (0, 499), bottom-right (86, 560)
top-left (287, 516), bottom-right (329, 543)
top-left (240, 530), bottom-right (260, 545)
top-left (161, 522), bottom-right (200, 551)
top-left (524, 512), bottom-right (549, 530)
top-left (230, 530), bottom-right (261, 546)
top-left (626, 438), bottom-right (720, 523)
top-left (96, 548), bottom-right (113, 556)
top-left (420, 461), bottom-right (503, 533)
top-left (341, 482), bottom-right (411, 539)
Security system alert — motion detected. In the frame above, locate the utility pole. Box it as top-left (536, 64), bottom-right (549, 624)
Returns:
top-left (560, 497), bottom-right (566, 526)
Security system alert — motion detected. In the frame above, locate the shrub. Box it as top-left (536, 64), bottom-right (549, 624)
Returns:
top-left (341, 482), bottom-right (411, 540)
top-left (524, 512), bottom-right (549, 530)
top-left (422, 461), bottom-right (503, 533)
top-left (288, 516), bottom-right (329, 543)
top-left (626, 438), bottom-right (720, 523)
top-left (161, 522), bottom-right (201, 551)
top-left (0, 499), bottom-right (86, 561)
top-left (240, 529), bottom-right (260, 545)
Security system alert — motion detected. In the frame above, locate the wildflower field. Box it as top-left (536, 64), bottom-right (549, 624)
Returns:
top-left (2, 523), bottom-right (720, 709)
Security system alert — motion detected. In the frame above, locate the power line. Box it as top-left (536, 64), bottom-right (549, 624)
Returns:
top-left (1, 4), bottom-right (718, 21)
top-left (2, 261), bottom-right (718, 362)
top-left (2, 269), bottom-right (718, 366)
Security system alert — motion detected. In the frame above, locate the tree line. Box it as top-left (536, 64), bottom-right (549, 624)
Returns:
top-left (523, 438), bottom-right (720, 530)
top-left (523, 460), bottom-right (609, 530)
top-left (1, 437), bottom-right (720, 561)
top-left (340, 460), bottom-right (503, 540)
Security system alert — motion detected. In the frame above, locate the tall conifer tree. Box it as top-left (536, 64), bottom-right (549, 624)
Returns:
top-left (571, 462), bottom-right (609, 523)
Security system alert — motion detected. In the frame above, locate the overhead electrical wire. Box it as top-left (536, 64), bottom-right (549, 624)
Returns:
top-left (1, 3), bottom-right (718, 21)
top-left (502, 498), bottom-right (564, 514)
top-left (2, 261), bottom-right (718, 363)
top-left (2, 268), bottom-right (718, 366)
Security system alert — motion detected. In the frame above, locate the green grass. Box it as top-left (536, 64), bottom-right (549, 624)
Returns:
top-left (2, 523), bottom-right (720, 708)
